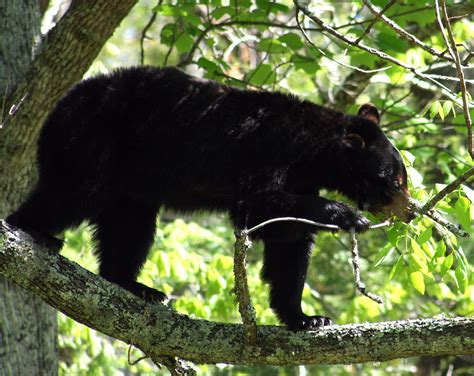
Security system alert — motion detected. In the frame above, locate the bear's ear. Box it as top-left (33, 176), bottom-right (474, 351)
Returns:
top-left (358, 103), bottom-right (380, 125)
top-left (341, 133), bottom-right (365, 150)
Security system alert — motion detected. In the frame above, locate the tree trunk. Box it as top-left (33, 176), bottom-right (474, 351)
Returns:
top-left (0, 2), bottom-right (58, 375)
top-left (0, 0), bottom-right (138, 373)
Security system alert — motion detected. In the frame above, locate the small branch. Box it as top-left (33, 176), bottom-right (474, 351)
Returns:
top-left (233, 230), bottom-right (257, 345)
top-left (349, 228), bottom-right (384, 304)
top-left (293, 1), bottom-right (460, 102)
top-left (355, 0), bottom-right (396, 44)
top-left (421, 166), bottom-right (474, 214)
top-left (139, 3), bottom-right (160, 65)
top-left (163, 20), bottom-right (180, 67)
top-left (436, 0), bottom-right (473, 158)
top-left (410, 199), bottom-right (469, 238)
top-left (240, 217), bottom-right (389, 309)
top-left (246, 217), bottom-right (390, 235)
top-left (295, 10), bottom-right (390, 74)
top-left (397, 166), bottom-right (474, 238)
top-left (363, 0), bottom-right (456, 64)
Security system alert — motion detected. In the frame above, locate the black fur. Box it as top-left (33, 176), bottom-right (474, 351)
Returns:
top-left (7, 66), bottom-right (410, 330)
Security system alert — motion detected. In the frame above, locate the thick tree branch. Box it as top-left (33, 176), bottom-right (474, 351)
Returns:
top-left (1, 221), bottom-right (473, 367)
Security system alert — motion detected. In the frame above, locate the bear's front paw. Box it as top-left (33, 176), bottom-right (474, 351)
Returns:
top-left (329, 203), bottom-right (370, 232)
top-left (288, 314), bottom-right (333, 331)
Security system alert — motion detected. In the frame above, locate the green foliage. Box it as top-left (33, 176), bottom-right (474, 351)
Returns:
top-left (49, 0), bottom-right (474, 374)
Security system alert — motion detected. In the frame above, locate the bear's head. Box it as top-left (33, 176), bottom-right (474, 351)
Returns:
top-left (338, 103), bottom-right (415, 223)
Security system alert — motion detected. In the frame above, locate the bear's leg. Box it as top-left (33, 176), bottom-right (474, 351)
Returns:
top-left (93, 198), bottom-right (166, 303)
top-left (261, 237), bottom-right (333, 331)
top-left (6, 184), bottom-right (87, 251)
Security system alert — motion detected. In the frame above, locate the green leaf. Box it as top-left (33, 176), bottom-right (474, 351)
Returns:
top-left (256, 0), bottom-right (290, 13)
top-left (455, 196), bottom-right (471, 231)
top-left (155, 4), bottom-right (187, 17)
top-left (438, 103), bottom-right (445, 120)
top-left (454, 265), bottom-right (468, 294)
top-left (429, 101), bottom-right (441, 119)
top-left (287, 70), bottom-right (316, 94)
top-left (411, 238), bottom-right (427, 264)
top-left (210, 6), bottom-right (235, 20)
top-left (248, 64), bottom-right (275, 86)
top-left (387, 223), bottom-right (404, 246)
top-left (387, 256), bottom-right (405, 284)
top-left (258, 38), bottom-right (288, 54)
top-left (453, 247), bottom-right (468, 271)
top-left (291, 54), bottom-right (319, 75)
top-left (376, 31), bottom-right (408, 53)
top-left (409, 270), bottom-right (425, 294)
top-left (279, 33), bottom-right (304, 50)
top-left (442, 101), bottom-right (453, 117)
top-left (175, 33), bottom-right (194, 53)
top-left (197, 57), bottom-right (219, 73)
top-left (461, 184), bottom-right (474, 203)
top-left (156, 253), bottom-right (170, 277)
top-left (440, 253), bottom-right (454, 276)
top-left (350, 51), bottom-right (378, 69)
top-left (374, 244), bottom-right (395, 267)
top-left (417, 227), bottom-right (432, 244)
top-left (160, 23), bottom-right (176, 45)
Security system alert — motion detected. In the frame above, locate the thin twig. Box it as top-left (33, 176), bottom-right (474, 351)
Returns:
top-left (139, 3), bottom-right (160, 65)
top-left (355, 0), bottom-right (396, 44)
top-left (247, 217), bottom-right (335, 234)
top-left (175, 5), bottom-right (433, 69)
top-left (295, 10), bottom-right (390, 74)
top-left (163, 20), bottom-right (180, 67)
top-left (421, 166), bottom-right (474, 214)
top-left (364, 0), bottom-right (456, 64)
top-left (436, 0), bottom-right (473, 158)
top-left (411, 199), bottom-right (469, 238)
top-left (293, 1), bottom-right (460, 102)
top-left (246, 217), bottom-right (392, 235)
top-left (407, 166), bottom-right (474, 238)
top-left (349, 228), bottom-right (384, 304)
top-left (423, 74), bottom-right (474, 84)
top-left (128, 344), bottom-right (149, 366)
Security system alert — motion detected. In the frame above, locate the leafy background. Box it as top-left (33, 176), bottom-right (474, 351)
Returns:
top-left (40, 0), bottom-right (474, 374)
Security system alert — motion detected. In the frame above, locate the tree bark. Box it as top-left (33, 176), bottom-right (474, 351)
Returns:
top-left (0, 2), bottom-right (57, 374)
top-left (0, 1), bottom-right (137, 373)
top-left (1, 222), bottom-right (472, 367)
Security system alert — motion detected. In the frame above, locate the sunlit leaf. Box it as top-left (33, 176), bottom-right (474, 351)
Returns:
top-left (417, 227), bottom-right (432, 244)
top-left (455, 196), bottom-right (471, 231)
top-left (454, 265), bottom-right (468, 294)
top-left (409, 270), bottom-right (425, 294)
top-left (440, 253), bottom-right (454, 276)
top-left (387, 256), bottom-right (405, 284)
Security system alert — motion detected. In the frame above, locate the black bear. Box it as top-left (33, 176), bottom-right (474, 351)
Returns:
top-left (7, 66), bottom-right (413, 330)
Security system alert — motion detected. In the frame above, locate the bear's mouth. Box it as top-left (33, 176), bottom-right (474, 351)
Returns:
top-left (364, 191), bottom-right (415, 223)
